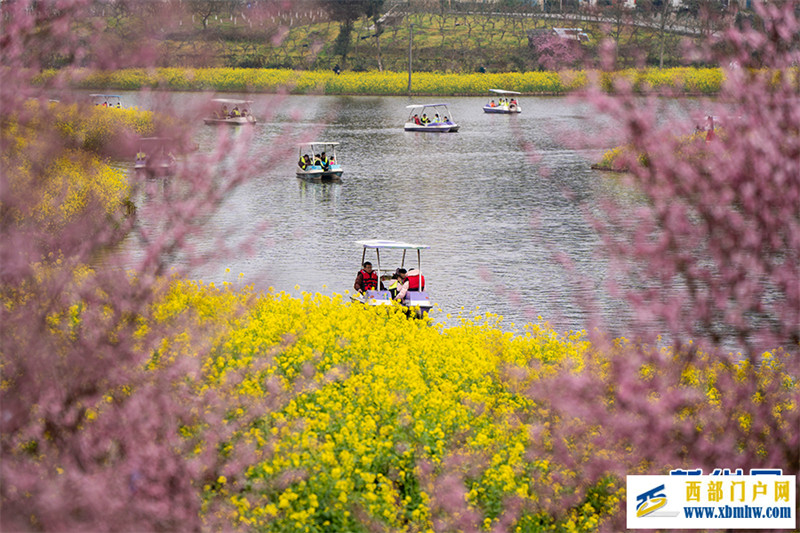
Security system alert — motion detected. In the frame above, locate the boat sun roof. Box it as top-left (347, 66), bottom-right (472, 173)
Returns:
top-left (299, 142), bottom-right (339, 146)
top-left (211, 98), bottom-right (254, 105)
top-left (489, 89), bottom-right (521, 95)
top-left (356, 239), bottom-right (430, 250)
top-left (406, 103), bottom-right (449, 110)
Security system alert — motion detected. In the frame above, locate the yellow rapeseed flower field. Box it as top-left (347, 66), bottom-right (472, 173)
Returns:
top-left (149, 281), bottom-right (620, 531)
top-left (44, 67), bottom-right (726, 96)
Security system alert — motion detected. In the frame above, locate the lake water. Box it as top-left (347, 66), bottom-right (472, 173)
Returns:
top-left (121, 92), bottom-right (687, 336)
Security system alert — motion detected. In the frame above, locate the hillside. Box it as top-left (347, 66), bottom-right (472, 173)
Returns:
top-left (89, 2), bottom-right (724, 74)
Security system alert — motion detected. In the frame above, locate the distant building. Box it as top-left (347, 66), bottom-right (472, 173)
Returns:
top-left (528, 27), bottom-right (590, 46)
top-left (552, 27), bottom-right (590, 42)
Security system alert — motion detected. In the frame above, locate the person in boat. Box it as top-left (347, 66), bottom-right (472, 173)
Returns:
top-left (298, 154), bottom-right (310, 170)
top-left (443, 116), bottom-right (450, 123)
top-left (135, 150), bottom-right (146, 164)
top-left (394, 268), bottom-right (425, 301)
top-left (231, 106), bottom-right (241, 117)
top-left (421, 114), bottom-right (430, 125)
top-left (221, 105), bottom-right (228, 117)
top-left (313, 153), bottom-right (322, 166)
top-left (433, 113), bottom-right (440, 123)
top-left (354, 262), bottom-right (379, 293)
top-left (489, 100), bottom-right (496, 107)
top-left (383, 271), bottom-right (402, 299)
top-left (413, 114), bottom-right (421, 125)
top-left (320, 151), bottom-right (330, 171)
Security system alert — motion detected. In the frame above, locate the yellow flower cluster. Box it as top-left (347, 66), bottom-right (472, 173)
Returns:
top-left (44, 67), bottom-right (727, 96)
top-left (143, 280), bottom-right (795, 531)
top-left (52, 101), bottom-right (155, 145)
top-left (150, 281), bottom-right (617, 531)
top-left (4, 148), bottom-right (127, 227)
top-left (601, 67), bottom-right (724, 95)
top-left (2, 101), bottom-right (147, 228)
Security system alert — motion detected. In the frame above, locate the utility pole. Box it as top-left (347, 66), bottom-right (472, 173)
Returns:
top-left (408, 23), bottom-right (414, 95)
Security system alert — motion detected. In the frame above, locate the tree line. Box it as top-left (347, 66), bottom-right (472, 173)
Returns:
top-left (34, 0), bottom-right (760, 72)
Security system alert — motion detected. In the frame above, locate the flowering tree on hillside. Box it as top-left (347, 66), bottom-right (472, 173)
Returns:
top-left (528, 30), bottom-right (585, 71)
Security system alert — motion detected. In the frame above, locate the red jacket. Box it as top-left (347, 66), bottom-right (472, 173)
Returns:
top-left (406, 270), bottom-right (425, 291)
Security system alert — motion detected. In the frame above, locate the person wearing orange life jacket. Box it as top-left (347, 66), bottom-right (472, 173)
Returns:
top-left (354, 262), bottom-right (379, 293)
top-left (395, 268), bottom-right (425, 301)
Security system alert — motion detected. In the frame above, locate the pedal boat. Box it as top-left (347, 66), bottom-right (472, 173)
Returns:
top-left (204, 98), bottom-right (256, 125)
top-left (483, 89), bottom-right (522, 114)
top-left (350, 239), bottom-right (433, 318)
top-left (91, 94), bottom-right (124, 108)
top-left (296, 142), bottom-right (343, 181)
top-left (404, 103), bottom-right (459, 132)
top-left (133, 137), bottom-right (177, 178)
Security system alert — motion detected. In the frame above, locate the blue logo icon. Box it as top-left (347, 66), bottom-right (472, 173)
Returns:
top-left (636, 484), bottom-right (667, 517)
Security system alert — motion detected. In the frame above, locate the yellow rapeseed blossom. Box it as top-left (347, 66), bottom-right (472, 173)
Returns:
top-left (57, 66), bottom-right (726, 96)
top-left (168, 285), bottom-right (610, 531)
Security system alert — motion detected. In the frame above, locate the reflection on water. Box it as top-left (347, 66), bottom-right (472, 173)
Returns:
top-left (116, 92), bottom-right (676, 335)
top-left (297, 180), bottom-right (341, 204)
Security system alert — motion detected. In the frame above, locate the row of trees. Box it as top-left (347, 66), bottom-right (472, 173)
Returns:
top-left (69, 0), bottom-right (752, 71)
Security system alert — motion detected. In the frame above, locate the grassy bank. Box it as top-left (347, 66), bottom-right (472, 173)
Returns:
top-left (38, 66), bottom-right (724, 96)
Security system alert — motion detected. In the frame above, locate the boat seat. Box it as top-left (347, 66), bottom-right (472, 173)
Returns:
top-left (365, 289), bottom-right (392, 301)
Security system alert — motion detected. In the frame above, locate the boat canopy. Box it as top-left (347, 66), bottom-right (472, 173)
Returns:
top-left (211, 98), bottom-right (254, 105)
top-left (489, 89), bottom-right (521, 95)
top-left (405, 103), bottom-right (450, 110)
top-left (299, 141), bottom-right (339, 147)
top-left (356, 239), bottom-right (429, 250)
top-left (90, 94), bottom-right (122, 98)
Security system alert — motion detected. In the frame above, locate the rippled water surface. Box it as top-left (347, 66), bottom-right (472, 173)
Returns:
top-left (120, 92), bottom-right (688, 335)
